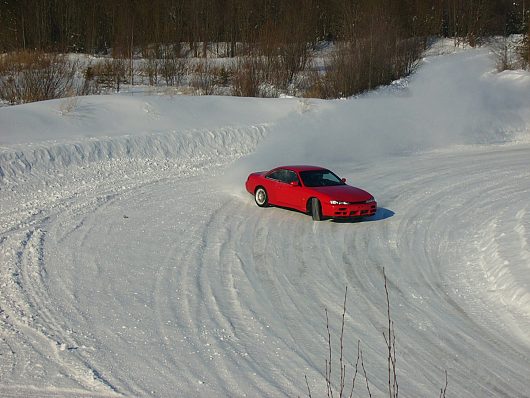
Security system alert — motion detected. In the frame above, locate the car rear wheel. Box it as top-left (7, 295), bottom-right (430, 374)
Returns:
top-left (310, 198), bottom-right (322, 221)
top-left (255, 187), bottom-right (268, 207)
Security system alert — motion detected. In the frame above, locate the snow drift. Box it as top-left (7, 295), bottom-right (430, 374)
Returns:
top-left (228, 49), bottom-right (530, 183)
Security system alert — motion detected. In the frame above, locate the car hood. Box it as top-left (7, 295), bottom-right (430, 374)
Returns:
top-left (309, 185), bottom-right (373, 202)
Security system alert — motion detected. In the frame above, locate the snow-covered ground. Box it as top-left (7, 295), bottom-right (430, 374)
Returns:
top-left (1, 47), bottom-right (530, 397)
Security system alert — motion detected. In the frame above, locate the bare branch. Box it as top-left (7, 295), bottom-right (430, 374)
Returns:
top-left (360, 346), bottom-right (373, 398)
top-left (325, 308), bottom-right (334, 398)
top-left (348, 340), bottom-right (361, 398)
top-left (340, 286), bottom-right (347, 397)
top-left (305, 374), bottom-right (312, 398)
top-left (439, 370), bottom-right (448, 398)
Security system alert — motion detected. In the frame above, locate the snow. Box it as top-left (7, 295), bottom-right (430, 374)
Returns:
top-left (1, 46), bottom-right (530, 397)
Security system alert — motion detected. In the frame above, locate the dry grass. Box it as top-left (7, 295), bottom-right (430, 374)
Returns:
top-left (1, 34), bottom-right (425, 103)
top-left (232, 57), bottom-right (263, 97)
top-left (0, 50), bottom-right (78, 104)
top-left (306, 35), bottom-right (422, 99)
top-left (90, 58), bottom-right (128, 92)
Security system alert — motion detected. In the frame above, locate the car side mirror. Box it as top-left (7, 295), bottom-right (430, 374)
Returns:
top-left (341, 178), bottom-right (346, 183)
top-left (290, 181), bottom-right (300, 187)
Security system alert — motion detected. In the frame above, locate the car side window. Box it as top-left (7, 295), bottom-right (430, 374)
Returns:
top-left (266, 169), bottom-right (299, 184)
top-left (284, 170), bottom-right (300, 184)
top-left (266, 170), bottom-right (284, 181)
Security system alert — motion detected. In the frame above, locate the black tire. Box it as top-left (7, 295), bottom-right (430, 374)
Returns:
top-left (255, 187), bottom-right (268, 207)
top-left (310, 198), bottom-right (322, 221)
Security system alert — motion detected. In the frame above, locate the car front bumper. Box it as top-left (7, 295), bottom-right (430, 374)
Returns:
top-left (322, 202), bottom-right (377, 218)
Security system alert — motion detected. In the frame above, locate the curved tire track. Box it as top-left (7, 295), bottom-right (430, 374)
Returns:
top-left (1, 141), bottom-right (530, 397)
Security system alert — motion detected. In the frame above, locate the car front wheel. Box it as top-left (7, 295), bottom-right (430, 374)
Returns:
top-left (255, 187), bottom-right (268, 207)
top-left (310, 198), bottom-right (322, 221)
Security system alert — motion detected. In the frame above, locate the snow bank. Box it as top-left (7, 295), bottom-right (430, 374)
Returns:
top-left (0, 95), bottom-right (301, 183)
top-left (0, 95), bottom-right (298, 145)
top-left (0, 126), bottom-right (269, 182)
top-left (228, 49), bottom-right (530, 184)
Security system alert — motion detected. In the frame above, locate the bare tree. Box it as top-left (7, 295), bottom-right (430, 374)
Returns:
top-left (160, 47), bottom-right (187, 86)
top-left (141, 46), bottom-right (161, 86)
top-left (191, 59), bottom-right (215, 95)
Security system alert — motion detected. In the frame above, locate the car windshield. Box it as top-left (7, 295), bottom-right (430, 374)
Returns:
top-left (299, 170), bottom-right (345, 187)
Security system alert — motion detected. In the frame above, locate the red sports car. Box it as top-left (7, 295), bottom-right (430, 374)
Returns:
top-left (245, 165), bottom-right (377, 221)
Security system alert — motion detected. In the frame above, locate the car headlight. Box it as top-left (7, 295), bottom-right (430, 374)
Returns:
top-left (330, 200), bottom-right (350, 205)
top-left (365, 198), bottom-right (375, 204)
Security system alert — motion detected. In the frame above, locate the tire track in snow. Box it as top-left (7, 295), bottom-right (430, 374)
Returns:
top-left (164, 144), bottom-right (530, 397)
top-left (363, 147), bottom-right (530, 397)
top-left (0, 125), bottom-right (271, 396)
top-left (176, 198), bottom-right (378, 396)
top-left (3, 192), bottom-right (123, 393)
top-left (2, 126), bottom-right (530, 396)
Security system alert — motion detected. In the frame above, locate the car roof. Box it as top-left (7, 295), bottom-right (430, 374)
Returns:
top-left (273, 165), bottom-right (327, 172)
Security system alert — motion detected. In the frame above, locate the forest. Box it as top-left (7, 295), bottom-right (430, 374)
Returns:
top-left (1, 0), bottom-right (528, 53)
top-left (0, 0), bottom-right (529, 102)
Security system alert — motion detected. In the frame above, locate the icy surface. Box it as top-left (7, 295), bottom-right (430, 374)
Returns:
top-left (0, 48), bottom-right (530, 397)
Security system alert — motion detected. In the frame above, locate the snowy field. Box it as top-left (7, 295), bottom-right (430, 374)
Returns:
top-left (1, 47), bottom-right (530, 397)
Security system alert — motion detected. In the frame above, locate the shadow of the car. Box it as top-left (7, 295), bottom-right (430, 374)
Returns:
top-left (330, 207), bottom-right (395, 223)
top-left (264, 205), bottom-right (395, 223)
top-left (370, 207), bottom-right (395, 221)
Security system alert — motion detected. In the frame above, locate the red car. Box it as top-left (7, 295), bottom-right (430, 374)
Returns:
top-left (245, 165), bottom-right (377, 221)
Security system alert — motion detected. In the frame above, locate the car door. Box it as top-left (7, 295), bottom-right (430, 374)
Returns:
top-left (264, 169), bottom-right (296, 207)
top-left (264, 170), bottom-right (287, 206)
top-left (280, 170), bottom-right (304, 210)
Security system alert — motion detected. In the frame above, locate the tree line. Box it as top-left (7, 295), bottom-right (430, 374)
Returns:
top-left (0, 0), bottom-right (528, 54)
top-left (1, 0), bottom-right (529, 103)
